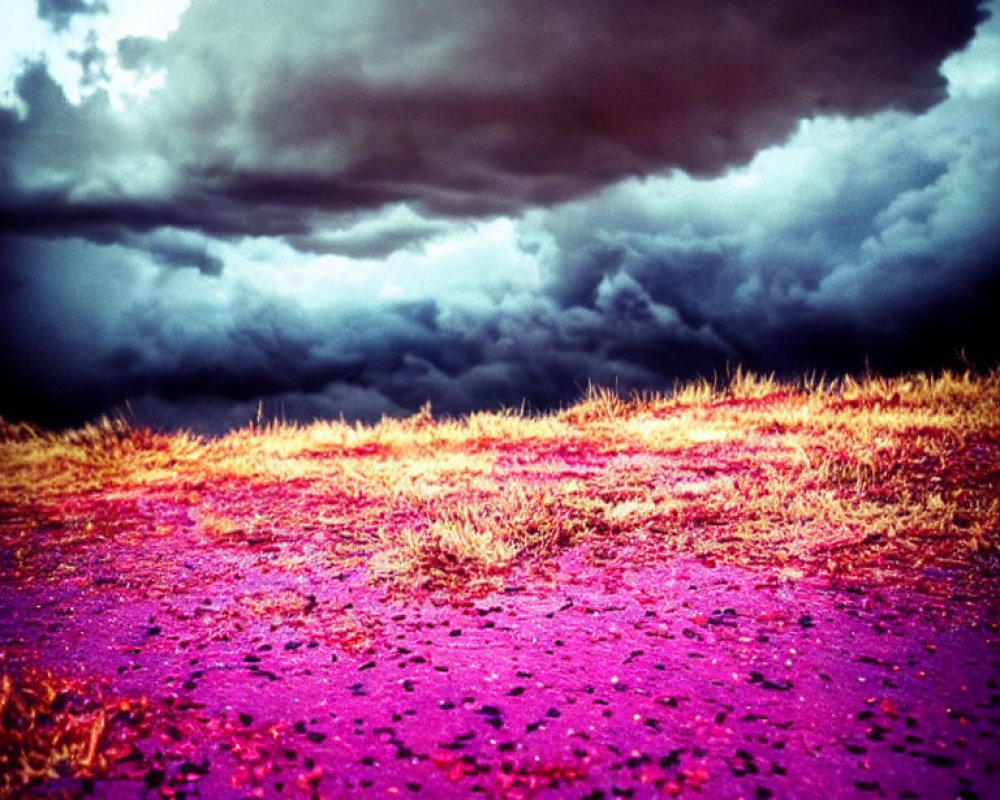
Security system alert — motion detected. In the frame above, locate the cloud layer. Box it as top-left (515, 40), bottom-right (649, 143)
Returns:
top-left (4, 1), bottom-right (988, 226)
top-left (1, 0), bottom-right (998, 432)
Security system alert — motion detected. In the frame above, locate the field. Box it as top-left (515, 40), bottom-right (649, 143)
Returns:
top-left (1, 370), bottom-right (998, 799)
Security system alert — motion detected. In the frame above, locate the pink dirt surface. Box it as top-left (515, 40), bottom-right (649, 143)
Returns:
top-left (2, 535), bottom-right (998, 800)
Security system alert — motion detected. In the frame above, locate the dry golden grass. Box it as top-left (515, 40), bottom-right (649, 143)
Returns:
top-left (373, 483), bottom-right (585, 591)
top-left (1, 368), bottom-right (998, 593)
top-left (0, 671), bottom-right (145, 799)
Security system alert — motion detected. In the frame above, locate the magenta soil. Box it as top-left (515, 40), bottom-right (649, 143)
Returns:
top-left (2, 525), bottom-right (998, 800)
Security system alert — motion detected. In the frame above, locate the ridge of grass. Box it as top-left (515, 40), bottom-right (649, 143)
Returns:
top-left (1, 368), bottom-right (998, 594)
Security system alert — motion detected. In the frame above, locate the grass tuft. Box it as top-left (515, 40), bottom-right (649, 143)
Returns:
top-left (0, 671), bottom-right (146, 799)
top-left (374, 485), bottom-right (580, 591)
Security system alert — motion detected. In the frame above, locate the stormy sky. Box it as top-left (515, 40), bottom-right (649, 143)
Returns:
top-left (1, 0), bottom-right (998, 433)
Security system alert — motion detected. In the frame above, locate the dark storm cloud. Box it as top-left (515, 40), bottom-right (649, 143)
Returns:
top-left (155, 0), bottom-right (987, 219)
top-left (1, 0), bottom-right (989, 245)
top-left (0, 229), bottom-right (731, 432)
top-left (36, 0), bottom-right (108, 32)
top-left (0, 64), bottom-right (318, 243)
top-left (535, 86), bottom-right (1000, 377)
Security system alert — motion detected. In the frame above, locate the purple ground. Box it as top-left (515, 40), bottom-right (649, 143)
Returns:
top-left (2, 545), bottom-right (998, 799)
